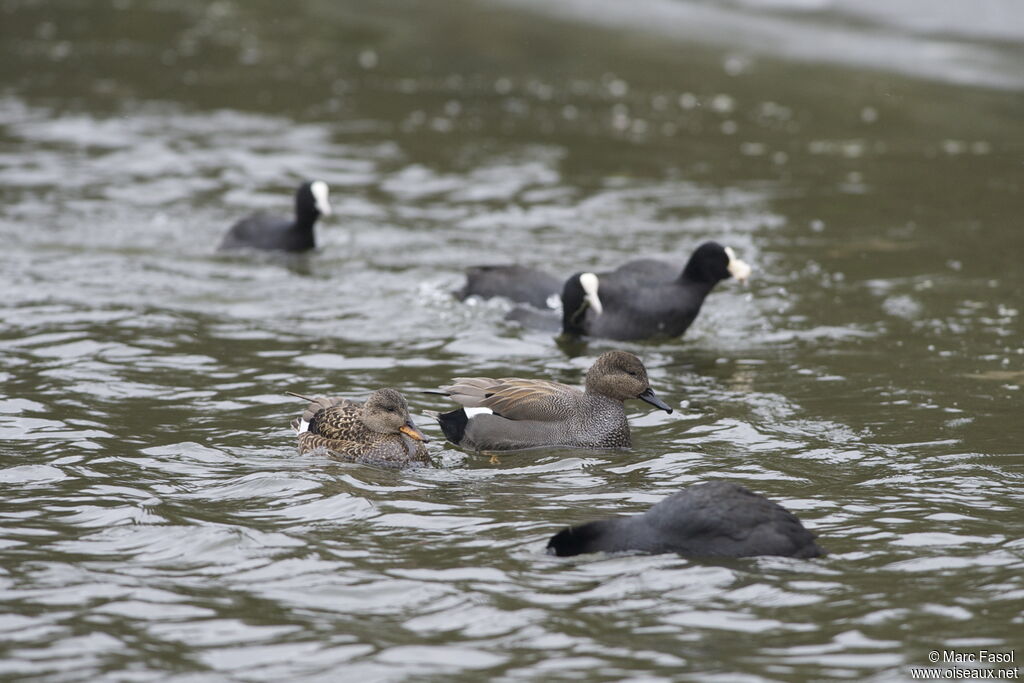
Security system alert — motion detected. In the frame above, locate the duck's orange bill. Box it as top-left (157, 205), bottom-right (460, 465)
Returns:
top-left (400, 424), bottom-right (428, 442)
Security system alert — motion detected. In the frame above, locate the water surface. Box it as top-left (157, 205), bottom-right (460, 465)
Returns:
top-left (1, 0), bottom-right (1022, 680)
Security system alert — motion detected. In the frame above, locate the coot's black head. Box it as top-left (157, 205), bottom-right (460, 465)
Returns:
top-left (561, 272), bottom-right (602, 335)
top-left (682, 241), bottom-right (750, 285)
top-left (295, 180), bottom-right (332, 224)
top-left (547, 520), bottom-right (608, 557)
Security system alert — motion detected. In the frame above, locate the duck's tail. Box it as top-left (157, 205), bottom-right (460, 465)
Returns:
top-left (286, 392), bottom-right (350, 430)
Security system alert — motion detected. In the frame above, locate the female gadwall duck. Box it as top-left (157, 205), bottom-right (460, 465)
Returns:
top-left (288, 388), bottom-right (430, 468)
top-left (548, 481), bottom-right (823, 558)
top-left (431, 351), bottom-right (672, 451)
top-left (561, 241), bottom-right (750, 340)
top-left (219, 180), bottom-right (332, 252)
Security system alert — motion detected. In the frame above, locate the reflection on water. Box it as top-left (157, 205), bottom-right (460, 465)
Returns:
top-left (1, 0), bottom-right (1022, 680)
top-left (499, 0), bottom-right (1024, 89)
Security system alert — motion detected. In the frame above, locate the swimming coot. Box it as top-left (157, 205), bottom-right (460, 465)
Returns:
top-left (548, 481), bottom-right (823, 559)
top-left (561, 241), bottom-right (750, 340)
top-left (219, 180), bottom-right (332, 252)
top-left (454, 264), bottom-right (563, 309)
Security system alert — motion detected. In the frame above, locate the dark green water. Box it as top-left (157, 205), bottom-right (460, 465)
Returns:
top-left (1, 1), bottom-right (1022, 680)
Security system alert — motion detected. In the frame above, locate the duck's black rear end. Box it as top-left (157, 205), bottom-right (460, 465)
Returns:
top-left (436, 408), bottom-right (469, 445)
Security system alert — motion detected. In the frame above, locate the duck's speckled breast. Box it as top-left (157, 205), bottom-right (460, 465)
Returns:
top-left (566, 394), bottom-right (631, 448)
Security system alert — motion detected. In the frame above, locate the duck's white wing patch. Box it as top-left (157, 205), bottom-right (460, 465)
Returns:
top-left (297, 419), bottom-right (310, 433)
top-left (311, 180), bottom-right (332, 216)
top-left (463, 407), bottom-right (494, 418)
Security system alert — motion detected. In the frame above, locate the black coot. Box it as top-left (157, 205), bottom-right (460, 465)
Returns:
top-left (454, 265), bottom-right (563, 309)
top-left (561, 241), bottom-right (750, 340)
top-left (548, 481), bottom-right (823, 559)
top-left (218, 180), bottom-right (332, 252)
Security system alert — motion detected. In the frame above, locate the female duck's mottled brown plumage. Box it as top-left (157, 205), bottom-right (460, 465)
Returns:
top-left (289, 388), bottom-right (430, 469)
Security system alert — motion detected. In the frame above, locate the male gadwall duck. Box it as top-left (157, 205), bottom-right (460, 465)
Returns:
top-left (431, 351), bottom-right (672, 451)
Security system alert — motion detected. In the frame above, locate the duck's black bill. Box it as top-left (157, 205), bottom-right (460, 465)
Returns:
top-left (638, 388), bottom-right (673, 414)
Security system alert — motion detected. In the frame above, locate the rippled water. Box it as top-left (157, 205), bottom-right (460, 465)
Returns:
top-left (1, 1), bottom-right (1022, 680)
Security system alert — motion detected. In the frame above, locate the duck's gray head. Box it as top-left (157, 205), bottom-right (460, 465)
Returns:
top-left (584, 351), bottom-right (673, 413)
top-left (361, 388), bottom-right (428, 441)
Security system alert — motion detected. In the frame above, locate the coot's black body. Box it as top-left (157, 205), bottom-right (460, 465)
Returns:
top-left (561, 241), bottom-right (749, 340)
top-left (219, 180), bottom-right (332, 252)
top-left (455, 265), bottom-right (563, 309)
top-left (547, 481), bottom-right (823, 559)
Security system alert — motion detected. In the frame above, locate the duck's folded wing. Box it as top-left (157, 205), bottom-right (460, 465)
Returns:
top-left (442, 378), bottom-right (581, 421)
top-left (439, 378), bottom-right (497, 407)
top-left (289, 395), bottom-right (353, 423)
